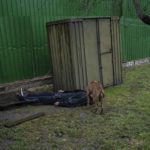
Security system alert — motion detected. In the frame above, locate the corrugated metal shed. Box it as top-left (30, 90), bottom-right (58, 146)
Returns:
top-left (47, 17), bottom-right (122, 91)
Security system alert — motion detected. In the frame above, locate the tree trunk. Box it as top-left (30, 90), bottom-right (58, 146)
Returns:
top-left (133, 0), bottom-right (150, 25)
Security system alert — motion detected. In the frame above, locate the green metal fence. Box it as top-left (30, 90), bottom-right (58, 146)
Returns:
top-left (121, 0), bottom-right (150, 61)
top-left (0, 0), bottom-right (150, 84)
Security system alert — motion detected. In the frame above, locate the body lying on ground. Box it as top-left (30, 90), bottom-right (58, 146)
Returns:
top-left (17, 90), bottom-right (95, 107)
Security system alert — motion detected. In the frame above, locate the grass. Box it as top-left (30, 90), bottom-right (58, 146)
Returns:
top-left (0, 64), bottom-right (150, 150)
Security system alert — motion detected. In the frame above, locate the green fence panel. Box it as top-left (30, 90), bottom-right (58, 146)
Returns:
top-left (121, 17), bottom-right (150, 61)
top-left (121, 0), bottom-right (150, 61)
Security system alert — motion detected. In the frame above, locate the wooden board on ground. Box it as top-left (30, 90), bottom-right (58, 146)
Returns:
top-left (4, 112), bottom-right (45, 128)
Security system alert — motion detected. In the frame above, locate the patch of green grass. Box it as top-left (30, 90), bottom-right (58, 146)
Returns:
top-left (4, 141), bottom-right (27, 150)
top-left (0, 64), bottom-right (150, 150)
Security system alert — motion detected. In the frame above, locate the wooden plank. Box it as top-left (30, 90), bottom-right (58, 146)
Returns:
top-left (0, 75), bottom-right (52, 95)
top-left (4, 112), bottom-right (45, 128)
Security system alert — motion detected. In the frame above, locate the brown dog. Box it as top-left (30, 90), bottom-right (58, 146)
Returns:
top-left (87, 80), bottom-right (105, 114)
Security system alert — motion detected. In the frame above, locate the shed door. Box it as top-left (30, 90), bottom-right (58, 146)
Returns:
top-left (98, 19), bottom-right (114, 86)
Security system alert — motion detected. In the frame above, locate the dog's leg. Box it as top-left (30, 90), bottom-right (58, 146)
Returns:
top-left (100, 97), bottom-right (104, 115)
top-left (93, 96), bottom-right (99, 113)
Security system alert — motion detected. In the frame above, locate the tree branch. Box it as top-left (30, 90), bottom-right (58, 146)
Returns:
top-left (133, 0), bottom-right (150, 25)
